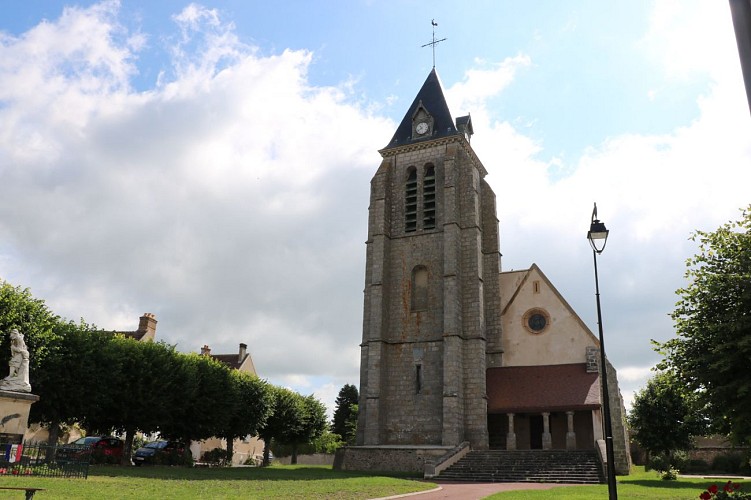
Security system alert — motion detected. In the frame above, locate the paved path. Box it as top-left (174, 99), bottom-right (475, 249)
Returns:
top-left (376, 481), bottom-right (587, 500)
top-left (376, 476), bottom-right (751, 499)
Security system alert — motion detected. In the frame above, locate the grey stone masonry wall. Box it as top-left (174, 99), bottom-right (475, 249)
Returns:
top-left (481, 180), bottom-right (503, 369)
top-left (333, 446), bottom-right (451, 473)
top-left (357, 135), bottom-right (500, 450)
top-left (606, 360), bottom-right (632, 475)
top-left (585, 346), bottom-right (599, 373)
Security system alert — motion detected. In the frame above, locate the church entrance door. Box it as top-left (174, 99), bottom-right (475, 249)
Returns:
top-left (530, 415), bottom-right (543, 449)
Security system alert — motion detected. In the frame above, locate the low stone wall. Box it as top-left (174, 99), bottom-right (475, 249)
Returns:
top-left (274, 453), bottom-right (335, 466)
top-left (425, 442), bottom-right (470, 478)
top-left (333, 445), bottom-right (453, 473)
top-left (689, 447), bottom-right (750, 464)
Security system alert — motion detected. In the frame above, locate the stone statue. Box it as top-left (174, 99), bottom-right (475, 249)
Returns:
top-left (0, 329), bottom-right (31, 393)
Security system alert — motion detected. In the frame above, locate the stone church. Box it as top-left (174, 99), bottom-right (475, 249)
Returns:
top-left (335, 69), bottom-right (631, 477)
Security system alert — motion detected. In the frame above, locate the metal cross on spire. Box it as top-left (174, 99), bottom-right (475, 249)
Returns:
top-left (421, 19), bottom-right (446, 69)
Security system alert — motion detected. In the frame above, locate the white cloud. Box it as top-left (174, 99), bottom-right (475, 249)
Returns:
top-left (446, 54), bottom-right (532, 127)
top-left (440, 1), bottom-right (750, 390)
top-left (0, 2), bottom-right (387, 407)
top-left (0, 1), bottom-right (748, 418)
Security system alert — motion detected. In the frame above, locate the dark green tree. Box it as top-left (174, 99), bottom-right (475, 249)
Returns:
top-left (281, 394), bottom-right (327, 464)
top-left (344, 403), bottom-right (358, 445)
top-left (658, 206), bottom-right (751, 445)
top-left (0, 281), bottom-right (98, 445)
top-left (0, 281), bottom-right (62, 375)
top-left (83, 337), bottom-right (185, 465)
top-left (257, 386), bottom-right (303, 466)
top-left (160, 353), bottom-right (235, 444)
top-left (220, 370), bottom-right (273, 461)
top-left (29, 321), bottom-right (113, 446)
top-left (627, 371), bottom-right (707, 461)
top-left (331, 383), bottom-right (358, 444)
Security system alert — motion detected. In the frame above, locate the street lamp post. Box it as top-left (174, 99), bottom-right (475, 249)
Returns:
top-left (587, 202), bottom-right (617, 500)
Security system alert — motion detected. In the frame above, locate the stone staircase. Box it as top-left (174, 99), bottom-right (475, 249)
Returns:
top-left (437, 449), bottom-right (604, 484)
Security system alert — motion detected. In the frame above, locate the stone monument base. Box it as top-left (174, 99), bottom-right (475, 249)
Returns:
top-left (333, 445), bottom-right (453, 474)
top-left (0, 391), bottom-right (39, 443)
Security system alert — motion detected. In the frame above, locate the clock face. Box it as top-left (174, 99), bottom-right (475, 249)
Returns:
top-left (415, 122), bottom-right (429, 135)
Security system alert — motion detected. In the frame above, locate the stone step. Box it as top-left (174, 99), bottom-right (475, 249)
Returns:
top-left (438, 449), bottom-right (604, 484)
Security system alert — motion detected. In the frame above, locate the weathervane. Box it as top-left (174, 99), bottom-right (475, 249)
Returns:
top-left (421, 19), bottom-right (446, 69)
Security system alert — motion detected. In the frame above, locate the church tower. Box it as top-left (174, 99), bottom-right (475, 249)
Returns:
top-left (357, 69), bottom-right (503, 449)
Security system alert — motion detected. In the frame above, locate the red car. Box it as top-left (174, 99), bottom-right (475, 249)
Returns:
top-left (59, 436), bottom-right (124, 461)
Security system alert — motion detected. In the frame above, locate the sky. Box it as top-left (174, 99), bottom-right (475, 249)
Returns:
top-left (0, 0), bottom-right (749, 419)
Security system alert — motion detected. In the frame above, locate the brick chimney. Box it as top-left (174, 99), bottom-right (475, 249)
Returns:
top-left (137, 313), bottom-right (157, 341)
top-left (201, 345), bottom-right (211, 356)
top-left (238, 343), bottom-right (247, 364)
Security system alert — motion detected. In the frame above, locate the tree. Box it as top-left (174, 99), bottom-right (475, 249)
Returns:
top-left (628, 371), bottom-right (707, 461)
top-left (331, 384), bottom-right (358, 444)
top-left (344, 403), bottom-right (358, 445)
top-left (281, 394), bottom-right (327, 464)
top-left (0, 281), bottom-right (62, 375)
top-left (29, 321), bottom-right (113, 446)
top-left (160, 352), bottom-right (235, 444)
top-left (0, 281), bottom-right (99, 445)
top-left (658, 206), bottom-right (751, 445)
top-left (219, 370), bottom-right (273, 461)
top-left (84, 337), bottom-right (187, 465)
top-left (271, 429), bottom-right (344, 457)
top-left (257, 386), bottom-right (301, 466)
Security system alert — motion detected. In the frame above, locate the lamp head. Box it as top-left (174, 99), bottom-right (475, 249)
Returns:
top-left (587, 203), bottom-right (609, 254)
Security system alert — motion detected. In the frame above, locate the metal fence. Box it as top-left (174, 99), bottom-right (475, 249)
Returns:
top-left (0, 442), bottom-right (91, 479)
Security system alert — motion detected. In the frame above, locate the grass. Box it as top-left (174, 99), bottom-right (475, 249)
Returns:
top-left (0, 464), bottom-right (437, 499)
top-left (1, 464), bottom-right (747, 499)
top-left (487, 466), bottom-right (750, 499)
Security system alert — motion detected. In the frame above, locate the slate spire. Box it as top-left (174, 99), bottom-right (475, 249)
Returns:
top-left (384, 68), bottom-right (459, 150)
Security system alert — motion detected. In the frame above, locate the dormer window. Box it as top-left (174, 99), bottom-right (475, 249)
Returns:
top-left (456, 114), bottom-right (473, 143)
top-left (411, 101), bottom-right (434, 140)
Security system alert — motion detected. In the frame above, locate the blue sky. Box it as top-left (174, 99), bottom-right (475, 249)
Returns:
top-left (0, 0), bottom-right (749, 416)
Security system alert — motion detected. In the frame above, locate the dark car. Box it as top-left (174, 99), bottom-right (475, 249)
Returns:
top-left (57, 436), bottom-right (124, 462)
top-left (133, 440), bottom-right (191, 466)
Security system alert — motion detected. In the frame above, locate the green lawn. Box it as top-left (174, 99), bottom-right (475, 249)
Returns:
top-left (488, 467), bottom-right (750, 499)
top-left (0, 464), bottom-right (746, 499)
top-left (0, 464), bottom-right (436, 499)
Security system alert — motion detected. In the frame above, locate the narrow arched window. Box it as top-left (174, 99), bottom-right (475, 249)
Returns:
top-left (405, 167), bottom-right (417, 232)
top-left (423, 165), bottom-right (436, 229)
top-left (411, 265), bottom-right (428, 311)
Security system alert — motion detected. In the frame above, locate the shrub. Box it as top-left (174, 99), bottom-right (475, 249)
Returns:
top-left (687, 459), bottom-right (710, 473)
top-left (90, 449), bottom-right (120, 465)
top-left (648, 454), bottom-right (670, 472)
top-left (671, 450), bottom-right (690, 471)
top-left (200, 448), bottom-right (231, 466)
top-left (660, 467), bottom-right (679, 480)
top-left (712, 453), bottom-right (748, 474)
top-left (131, 436), bottom-right (146, 453)
top-left (647, 451), bottom-right (689, 473)
top-left (153, 449), bottom-right (193, 466)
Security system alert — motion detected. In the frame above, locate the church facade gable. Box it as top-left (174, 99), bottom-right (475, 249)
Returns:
top-left (500, 264), bottom-right (599, 367)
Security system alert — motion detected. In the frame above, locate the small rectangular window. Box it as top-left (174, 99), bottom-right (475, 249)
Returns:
top-left (423, 166), bottom-right (436, 229)
top-left (405, 168), bottom-right (418, 232)
top-left (416, 364), bottom-right (423, 394)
